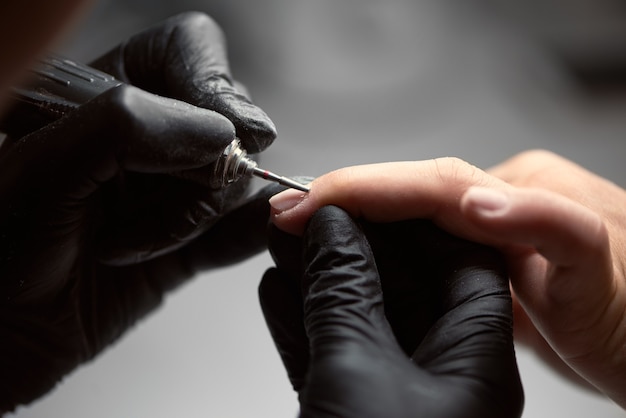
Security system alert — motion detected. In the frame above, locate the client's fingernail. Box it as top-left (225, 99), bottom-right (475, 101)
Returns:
top-left (464, 187), bottom-right (509, 216)
top-left (269, 189), bottom-right (308, 213)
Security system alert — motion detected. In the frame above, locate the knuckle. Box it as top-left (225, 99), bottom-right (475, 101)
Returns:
top-left (505, 149), bottom-right (568, 187)
top-left (98, 85), bottom-right (151, 139)
top-left (511, 149), bottom-right (560, 166)
top-left (493, 149), bottom-right (568, 188)
top-left (431, 156), bottom-right (487, 187)
top-left (102, 85), bottom-right (139, 122)
top-left (313, 167), bottom-right (362, 208)
top-left (321, 166), bottom-right (362, 193)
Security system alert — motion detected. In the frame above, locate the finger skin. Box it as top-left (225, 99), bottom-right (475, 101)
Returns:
top-left (268, 157), bottom-right (626, 407)
top-left (269, 159), bottom-right (507, 239)
top-left (461, 186), bottom-right (626, 407)
top-left (461, 187), bottom-right (611, 295)
top-left (269, 160), bottom-right (617, 343)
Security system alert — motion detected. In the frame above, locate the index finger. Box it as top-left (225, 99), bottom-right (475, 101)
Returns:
top-left (269, 158), bottom-right (508, 241)
top-left (91, 12), bottom-right (276, 153)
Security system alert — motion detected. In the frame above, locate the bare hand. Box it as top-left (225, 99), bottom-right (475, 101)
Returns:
top-left (268, 150), bottom-right (626, 409)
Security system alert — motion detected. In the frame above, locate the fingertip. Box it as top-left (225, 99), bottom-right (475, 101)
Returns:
top-left (269, 188), bottom-right (311, 236)
top-left (229, 104), bottom-right (277, 152)
top-left (237, 109), bottom-right (277, 152)
top-left (202, 76), bottom-right (277, 153)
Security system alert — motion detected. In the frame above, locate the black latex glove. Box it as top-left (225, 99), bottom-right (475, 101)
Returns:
top-left (89, 11), bottom-right (275, 155)
top-left (259, 206), bottom-right (524, 418)
top-left (0, 12), bottom-right (279, 414)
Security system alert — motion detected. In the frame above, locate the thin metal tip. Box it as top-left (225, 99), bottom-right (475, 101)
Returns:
top-left (253, 167), bottom-right (310, 192)
top-left (278, 176), bottom-right (311, 192)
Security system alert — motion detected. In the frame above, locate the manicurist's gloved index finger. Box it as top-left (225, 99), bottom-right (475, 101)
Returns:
top-left (90, 11), bottom-right (276, 153)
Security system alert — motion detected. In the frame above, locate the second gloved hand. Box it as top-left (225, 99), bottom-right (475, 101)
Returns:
top-left (259, 206), bottom-right (524, 418)
top-left (0, 12), bottom-right (279, 414)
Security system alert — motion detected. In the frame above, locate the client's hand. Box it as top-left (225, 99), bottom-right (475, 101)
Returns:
top-left (268, 151), bottom-right (626, 408)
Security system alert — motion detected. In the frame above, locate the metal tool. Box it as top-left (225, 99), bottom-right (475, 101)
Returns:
top-left (214, 138), bottom-right (310, 192)
top-left (0, 55), bottom-right (310, 192)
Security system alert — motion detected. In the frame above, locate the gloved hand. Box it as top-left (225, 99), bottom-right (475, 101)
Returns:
top-left (259, 206), bottom-right (524, 418)
top-left (0, 12), bottom-right (278, 413)
top-left (89, 11), bottom-right (275, 155)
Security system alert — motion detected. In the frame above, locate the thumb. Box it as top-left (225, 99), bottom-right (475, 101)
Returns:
top-left (297, 206), bottom-right (423, 418)
top-left (460, 185), bottom-right (624, 397)
top-left (300, 205), bottom-right (397, 358)
top-left (460, 186), bottom-right (614, 346)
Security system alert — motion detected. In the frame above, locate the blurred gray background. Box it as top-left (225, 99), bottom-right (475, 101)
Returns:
top-left (9, 0), bottom-right (626, 416)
